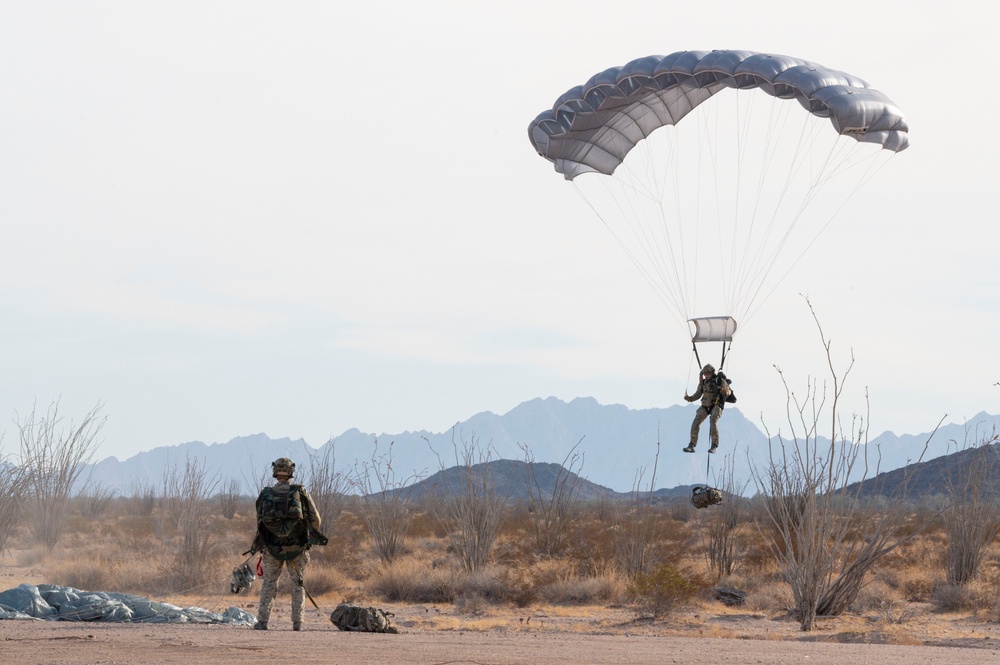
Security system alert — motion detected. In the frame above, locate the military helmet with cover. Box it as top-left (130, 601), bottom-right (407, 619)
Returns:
top-left (701, 364), bottom-right (716, 375)
top-left (271, 457), bottom-right (296, 478)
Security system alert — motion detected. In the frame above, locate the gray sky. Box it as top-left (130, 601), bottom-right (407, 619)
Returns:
top-left (1, 1), bottom-right (996, 461)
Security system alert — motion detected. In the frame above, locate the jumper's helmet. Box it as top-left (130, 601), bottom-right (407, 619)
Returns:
top-left (271, 457), bottom-right (296, 478)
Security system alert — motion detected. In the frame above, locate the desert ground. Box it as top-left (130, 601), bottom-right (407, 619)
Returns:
top-left (4, 601), bottom-right (1000, 665)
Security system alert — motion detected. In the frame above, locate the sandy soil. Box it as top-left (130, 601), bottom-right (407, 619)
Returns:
top-left (4, 599), bottom-right (1000, 665)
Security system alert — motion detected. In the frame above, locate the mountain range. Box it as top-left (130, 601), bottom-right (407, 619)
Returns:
top-left (84, 397), bottom-right (1000, 495)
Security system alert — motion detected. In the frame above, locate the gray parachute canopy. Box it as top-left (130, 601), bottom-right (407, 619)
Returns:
top-left (529, 50), bottom-right (909, 180)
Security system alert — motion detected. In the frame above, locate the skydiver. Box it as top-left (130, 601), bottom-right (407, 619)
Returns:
top-left (683, 364), bottom-right (733, 454)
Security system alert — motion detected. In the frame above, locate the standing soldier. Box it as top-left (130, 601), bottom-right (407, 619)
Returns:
top-left (683, 364), bottom-right (733, 454)
top-left (252, 457), bottom-right (323, 631)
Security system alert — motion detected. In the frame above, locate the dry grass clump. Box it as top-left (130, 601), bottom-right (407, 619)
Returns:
top-left (539, 571), bottom-right (625, 604)
top-left (930, 581), bottom-right (994, 612)
top-left (851, 579), bottom-right (905, 613)
top-left (369, 558), bottom-right (457, 603)
top-left (300, 562), bottom-right (351, 597)
top-left (743, 580), bottom-right (793, 615)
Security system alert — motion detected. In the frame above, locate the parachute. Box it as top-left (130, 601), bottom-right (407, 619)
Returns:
top-left (529, 50), bottom-right (908, 360)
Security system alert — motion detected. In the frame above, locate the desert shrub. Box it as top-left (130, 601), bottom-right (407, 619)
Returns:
top-left (18, 400), bottom-right (106, 550)
top-left (538, 569), bottom-right (627, 604)
top-left (851, 579), bottom-right (904, 612)
top-left (217, 479), bottom-right (242, 519)
top-left (744, 580), bottom-right (793, 614)
top-left (454, 591), bottom-right (489, 615)
top-left (456, 566), bottom-right (516, 604)
top-left (369, 558), bottom-right (456, 603)
top-left (931, 582), bottom-right (993, 612)
top-left (77, 482), bottom-right (118, 520)
top-left (128, 480), bottom-right (157, 517)
top-left (629, 563), bottom-right (703, 618)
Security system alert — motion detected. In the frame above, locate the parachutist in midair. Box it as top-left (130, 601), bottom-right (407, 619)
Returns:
top-left (683, 364), bottom-right (734, 454)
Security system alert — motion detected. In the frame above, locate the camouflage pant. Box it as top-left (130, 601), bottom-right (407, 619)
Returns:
top-left (689, 405), bottom-right (722, 447)
top-left (256, 550), bottom-right (310, 626)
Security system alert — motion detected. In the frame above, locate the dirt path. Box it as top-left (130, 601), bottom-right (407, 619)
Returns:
top-left (3, 620), bottom-right (1000, 665)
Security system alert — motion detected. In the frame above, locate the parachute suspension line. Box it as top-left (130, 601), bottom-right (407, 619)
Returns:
top-left (732, 104), bottom-right (861, 326)
top-left (730, 102), bottom-right (820, 321)
top-left (737, 145), bottom-right (897, 327)
top-left (732, 124), bottom-right (842, 324)
top-left (635, 123), bottom-right (693, 322)
top-left (730, 94), bottom-right (797, 317)
top-left (570, 181), bottom-right (689, 332)
top-left (657, 127), bottom-right (694, 322)
top-left (615, 153), bottom-right (691, 322)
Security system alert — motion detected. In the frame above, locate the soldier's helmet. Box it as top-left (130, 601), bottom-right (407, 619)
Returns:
top-left (271, 457), bottom-right (296, 478)
top-left (701, 364), bottom-right (716, 375)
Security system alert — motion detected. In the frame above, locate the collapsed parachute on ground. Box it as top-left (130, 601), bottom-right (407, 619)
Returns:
top-left (0, 583), bottom-right (254, 624)
top-left (529, 50), bottom-right (908, 350)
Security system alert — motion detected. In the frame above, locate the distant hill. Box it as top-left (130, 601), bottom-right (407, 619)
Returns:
top-left (387, 459), bottom-right (618, 503)
top-left (850, 440), bottom-right (1000, 500)
top-left (81, 397), bottom-right (1000, 495)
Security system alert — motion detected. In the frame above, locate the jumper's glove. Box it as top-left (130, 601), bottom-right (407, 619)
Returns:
top-left (684, 394), bottom-right (694, 402)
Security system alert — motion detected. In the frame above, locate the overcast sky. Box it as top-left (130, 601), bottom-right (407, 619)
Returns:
top-left (1, 1), bottom-right (996, 462)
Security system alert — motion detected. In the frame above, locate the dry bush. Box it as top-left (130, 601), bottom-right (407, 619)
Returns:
top-left (536, 565), bottom-right (627, 604)
top-left (751, 299), bottom-right (934, 631)
top-left (744, 580), bottom-right (793, 614)
top-left (306, 441), bottom-right (348, 527)
top-left (369, 558), bottom-right (457, 603)
top-left (351, 438), bottom-right (419, 564)
top-left (851, 579), bottom-right (905, 613)
top-left (456, 566), bottom-right (519, 605)
top-left (76, 482), bottom-right (118, 520)
top-left (0, 453), bottom-right (28, 554)
top-left (299, 563), bottom-right (351, 597)
top-left (520, 438), bottom-right (585, 557)
top-left (931, 581), bottom-right (993, 612)
top-left (701, 453), bottom-right (750, 579)
top-left (613, 441), bottom-right (663, 579)
top-left (18, 400), bottom-right (106, 550)
top-left (428, 432), bottom-right (512, 573)
top-left (629, 563), bottom-right (704, 618)
top-left (217, 478), bottom-right (242, 519)
top-left (127, 480), bottom-right (156, 517)
top-left (942, 426), bottom-right (1000, 586)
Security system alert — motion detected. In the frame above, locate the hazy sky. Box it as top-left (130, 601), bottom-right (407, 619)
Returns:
top-left (1, 1), bottom-right (996, 461)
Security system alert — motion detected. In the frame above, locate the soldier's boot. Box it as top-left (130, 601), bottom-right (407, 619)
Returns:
top-left (709, 443), bottom-right (718, 454)
top-left (682, 445), bottom-right (696, 453)
top-left (293, 623), bottom-right (302, 631)
top-left (253, 621), bottom-right (268, 630)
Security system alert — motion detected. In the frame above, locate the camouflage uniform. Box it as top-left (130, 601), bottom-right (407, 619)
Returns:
top-left (685, 364), bottom-right (725, 450)
top-left (256, 548), bottom-right (311, 627)
top-left (254, 460), bottom-right (322, 631)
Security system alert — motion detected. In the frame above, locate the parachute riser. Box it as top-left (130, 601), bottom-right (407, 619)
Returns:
top-left (691, 339), bottom-right (731, 374)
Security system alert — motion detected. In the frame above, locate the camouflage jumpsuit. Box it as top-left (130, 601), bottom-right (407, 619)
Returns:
top-left (686, 372), bottom-right (724, 449)
top-left (255, 480), bottom-right (321, 628)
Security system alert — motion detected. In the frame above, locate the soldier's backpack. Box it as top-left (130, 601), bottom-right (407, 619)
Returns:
top-left (255, 484), bottom-right (313, 560)
top-left (258, 484), bottom-right (305, 538)
top-left (691, 485), bottom-right (723, 509)
top-left (330, 603), bottom-right (398, 633)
